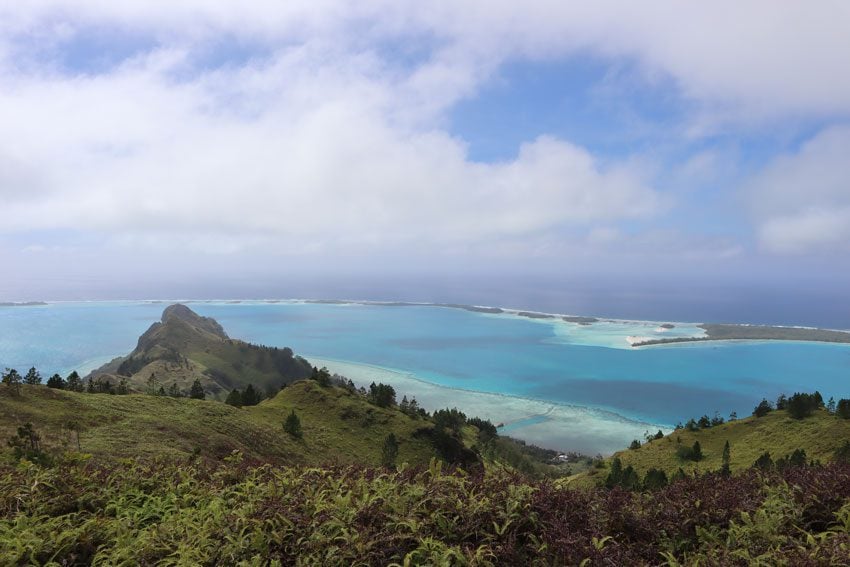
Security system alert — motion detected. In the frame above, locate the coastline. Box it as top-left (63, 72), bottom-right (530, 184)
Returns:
top-left (307, 354), bottom-right (666, 455)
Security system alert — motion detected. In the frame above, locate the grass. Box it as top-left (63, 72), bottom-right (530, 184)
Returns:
top-left (0, 382), bottom-right (437, 467)
top-left (578, 409), bottom-right (850, 485)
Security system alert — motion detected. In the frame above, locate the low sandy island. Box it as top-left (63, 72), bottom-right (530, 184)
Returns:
top-left (631, 323), bottom-right (850, 347)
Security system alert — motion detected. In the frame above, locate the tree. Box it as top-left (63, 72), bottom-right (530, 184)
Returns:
top-left (46, 374), bottom-right (65, 389)
top-left (167, 382), bottom-right (181, 398)
top-left (605, 457), bottom-right (624, 489)
top-left (146, 374), bottom-right (160, 395)
top-left (467, 417), bottom-right (497, 443)
top-left (66, 371), bottom-right (83, 392)
top-left (697, 415), bottom-right (711, 429)
top-left (788, 448), bottom-right (807, 467)
top-left (283, 410), bottom-right (302, 438)
top-left (65, 420), bottom-right (84, 451)
top-left (692, 440), bottom-right (703, 461)
top-left (786, 392), bottom-right (820, 419)
top-left (676, 441), bottom-right (703, 462)
top-left (836, 399), bottom-right (850, 419)
top-left (368, 382), bottom-right (396, 408)
top-left (834, 440), bottom-right (850, 463)
top-left (643, 468), bottom-right (668, 490)
top-left (24, 367), bottom-right (41, 385)
top-left (225, 389), bottom-right (243, 407)
top-left (827, 397), bottom-right (836, 414)
top-left (753, 451), bottom-right (773, 470)
top-left (629, 439), bottom-right (641, 450)
top-left (729, 411), bottom-right (737, 421)
top-left (117, 378), bottom-right (129, 395)
top-left (241, 384), bottom-right (261, 406)
top-left (2, 368), bottom-right (22, 396)
top-left (721, 440), bottom-right (731, 476)
top-left (381, 433), bottom-right (399, 468)
top-left (189, 379), bottom-right (205, 400)
top-left (7, 422), bottom-right (49, 464)
top-left (310, 366), bottom-right (331, 387)
top-left (776, 393), bottom-right (788, 410)
top-left (753, 398), bottom-right (773, 417)
top-left (433, 408), bottom-right (466, 433)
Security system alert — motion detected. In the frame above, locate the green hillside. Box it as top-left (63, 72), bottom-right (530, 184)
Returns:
top-left (0, 381), bottom-right (440, 467)
top-left (88, 304), bottom-right (313, 398)
top-left (578, 408), bottom-right (850, 486)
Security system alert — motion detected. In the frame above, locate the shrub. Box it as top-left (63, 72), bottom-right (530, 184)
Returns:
top-left (283, 410), bottom-right (302, 439)
top-left (676, 441), bottom-right (703, 462)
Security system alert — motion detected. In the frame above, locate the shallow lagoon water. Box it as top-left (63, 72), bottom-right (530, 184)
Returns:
top-left (2, 300), bottom-right (849, 453)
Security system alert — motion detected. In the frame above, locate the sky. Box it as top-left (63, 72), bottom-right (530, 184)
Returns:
top-left (1, 2), bottom-right (850, 310)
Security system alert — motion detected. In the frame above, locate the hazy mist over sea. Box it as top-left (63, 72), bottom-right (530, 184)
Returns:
top-left (8, 272), bottom-right (847, 330)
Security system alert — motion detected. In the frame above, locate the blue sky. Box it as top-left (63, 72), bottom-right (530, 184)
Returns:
top-left (1, 2), bottom-right (849, 305)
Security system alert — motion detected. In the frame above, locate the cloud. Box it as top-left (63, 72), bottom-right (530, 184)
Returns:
top-left (748, 126), bottom-right (850, 253)
top-left (1, 1), bottom-right (848, 274)
top-left (0, 44), bottom-right (659, 256)
top-left (4, 2), bottom-right (849, 120)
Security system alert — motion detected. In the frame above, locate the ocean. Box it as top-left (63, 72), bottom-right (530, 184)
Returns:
top-left (2, 300), bottom-right (849, 454)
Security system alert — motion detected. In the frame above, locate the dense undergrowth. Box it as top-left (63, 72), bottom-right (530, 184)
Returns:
top-left (3, 455), bottom-right (850, 566)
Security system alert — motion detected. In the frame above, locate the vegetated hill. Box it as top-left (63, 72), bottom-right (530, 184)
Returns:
top-left (88, 304), bottom-right (313, 398)
top-left (4, 455), bottom-right (850, 565)
top-left (579, 408), bottom-right (850, 485)
top-left (0, 381), bottom-right (446, 467)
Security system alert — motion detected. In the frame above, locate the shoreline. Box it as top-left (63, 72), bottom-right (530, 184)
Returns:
top-left (307, 354), bottom-right (668, 455)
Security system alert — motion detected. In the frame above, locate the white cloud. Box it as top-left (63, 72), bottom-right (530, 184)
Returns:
top-left (0, 44), bottom-right (658, 256)
top-left (748, 126), bottom-right (850, 253)
top-left (2, 1), bottom-right (849, 268)
top-left (4, 2), bottom-right (849, 120)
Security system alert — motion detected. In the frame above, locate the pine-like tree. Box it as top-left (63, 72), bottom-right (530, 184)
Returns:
top-left (721, 440), bottom-right (731, 476)
top-left (24, 367), bottom-right (42, 385)
top-left (189, 379), bottom-right (205, 400)
top-left (225, 389), bottom-right (243, 407)
top-left (67, 371), bottom-right (83, 392)
top-left (46, 374), bottom-right (65, 389)
top-left (381, 433), bottom-right (399, 468)
top-left (2, 368), bottom-right (22, 396)
top-left (283, 410), bottom-right (302, 438)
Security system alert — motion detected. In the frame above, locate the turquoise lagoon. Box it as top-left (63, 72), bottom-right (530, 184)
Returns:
top-left (1, 300), bottom-right (849, 454)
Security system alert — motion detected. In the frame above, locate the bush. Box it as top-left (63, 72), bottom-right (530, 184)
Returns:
top-left (283, 410), bottom-right (302, 439)
top-left (677, 441), bottom-right (703, 462)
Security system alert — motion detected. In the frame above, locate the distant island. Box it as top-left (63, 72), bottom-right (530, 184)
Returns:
top-left (631, 323), bottom-right (850, 347)
top-left (304, 299), bottom-right (850, 346)
top-left (0, 301), bottom-right (47, 307)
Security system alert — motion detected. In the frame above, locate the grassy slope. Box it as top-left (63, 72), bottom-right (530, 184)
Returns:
top-left (579, 409), bottom-right (850, 485)
top-left (250, 380), bottom-right (438, 467)
top-left (0, 382), bottom-right (437, 467)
